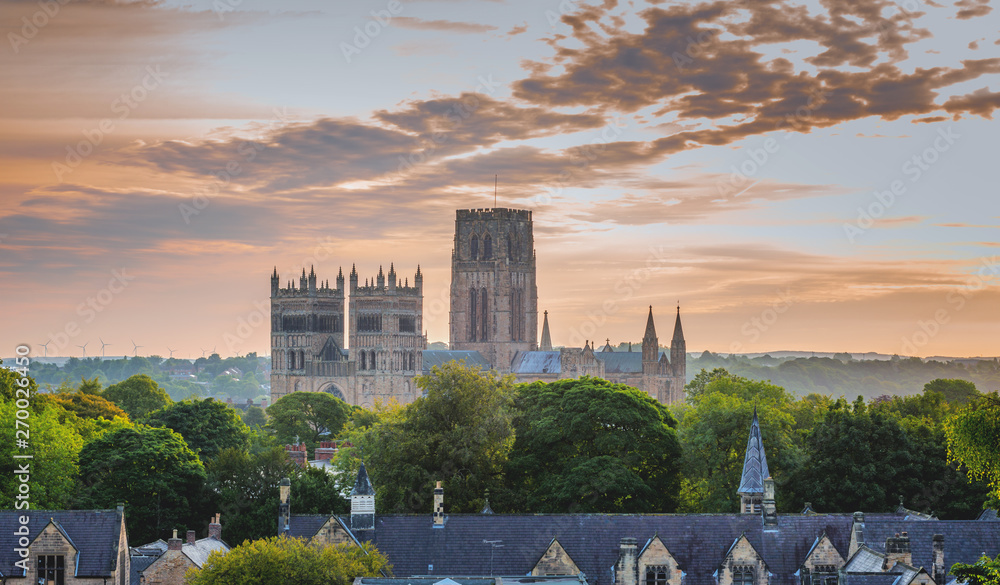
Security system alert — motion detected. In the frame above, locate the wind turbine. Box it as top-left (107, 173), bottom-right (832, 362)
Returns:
top-left (167, 347), bottom-right (176, 359)
top-left (200, 348), bottom-right (207, 358)
top-left (99, 338), bottom-right (110, 359)
top-left (38, 341), bottom-right (50, 357)
top-left (131, 339), bottom-right (143, 357)
top-left (77, 341), bottom-right (89, 358)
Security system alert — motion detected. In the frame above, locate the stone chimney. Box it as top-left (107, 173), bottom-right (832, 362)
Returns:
top-left (433, 481), bottom-right (444, 527)
top-left (314, 441), bottom-right (337, 461)
top-left (209, 513), bottom-right (222, 540)
top-left (932, 534), bottom-right (945, 585)
top-left (285, 443), bottom-right (307, 468)
top-left (615, 537), bottom-right (638, 585)
top-left (278, 477), bottom-right (291, 534)
top-left (186, 530), bottom-right (196, 545)
top-left (885, 532), bottom-right (912, 569)
top-left (762, 477), bottom-right (777, 527)
top-left (168, 529), bottom-right (182, 551)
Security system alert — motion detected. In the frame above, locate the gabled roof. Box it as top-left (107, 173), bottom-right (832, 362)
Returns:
top-left (183, 537), bottom-right (230, 568)
top-left (737, 407), bottom-right (771, 495)
top-left (860, 518), bottom-right (1000, 576)
top-left (845, 544), bottom-right (886, 573)
top-left (0, 509), bottom-right (124, 578)
top-left (288, 514), bottom-right (331, 540)
top-left (593, 351), bottom-right (666, 374)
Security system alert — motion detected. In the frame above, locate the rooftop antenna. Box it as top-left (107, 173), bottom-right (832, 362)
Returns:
top-left (77, 341), bottom-right (89, 358)
top-left (483, 540), bottom-right (504, 576)
top-left (99, 338), bottom-right (110, 359)
top-left (39, 341), bottom-right (50, 357)
top-left (494, 174), bottom-right (497, 208)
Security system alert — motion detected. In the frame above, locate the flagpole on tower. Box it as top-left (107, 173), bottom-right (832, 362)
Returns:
top-left (494, 174), bottom-right (498, 208)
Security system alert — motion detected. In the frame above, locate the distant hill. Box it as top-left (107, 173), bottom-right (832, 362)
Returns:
top-left (687, 352), bottom-right (1000, 399)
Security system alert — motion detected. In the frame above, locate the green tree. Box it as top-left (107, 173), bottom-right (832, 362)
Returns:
top-left (141, 398), bottom-right (250, 461)
top-left (925, 378), bottom-right (980, 405)
top-left (0, 367), bottom-right (38, 403)
top-left (0, 401), bottom-right (84, 509)
top-left (675, 369), bottom-right (803, 513)
top-left (186, 537), bottom-right (389, 585)
top-left (292, 466), bottom-right (350, 515)
top-left (77, 375), bottom-right (103, 395)
top-left (504, 376), bottom-right (682, 513)
top-left (50, 391), bottom-right (127, 421)
top-left (951, 554), bottom-right (1000, 585)
top-left (347, 362), bottom-right (516, 513)
top-left (77, 425), bottom-right (206, 543)
top-left (204, 446), bottom-right (298, 545)
top-left (103, 374), bottom-right (172, 419)
top-left (266, 392), bottom-right (350, 453)
top-left (946, 393), bottom-right (1000, 500)
top-left (242, 405), bottom-right (267, 429)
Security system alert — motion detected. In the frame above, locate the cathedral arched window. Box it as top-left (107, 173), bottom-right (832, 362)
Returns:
top-left (483, 234), bottom-right (492, 259)
top-left (470, 288), bottom-right (478, 342)
top-left (360, 351), bottom-right (366, 370)
top-left (481, 288), bottom-right (489, 341)
top-left (471, 235), bottom-right (479, 260)
top-left (733, 566), bottom-right (755, 585)
top-left (369, 350), bottom-right (376, 371)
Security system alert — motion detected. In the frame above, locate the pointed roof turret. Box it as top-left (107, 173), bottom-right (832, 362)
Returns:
top-left (351, 462), bottom-right (375, 496)
top-left (601, 338), bottom-right (614, 352)
top-left (672, 304), bottom-right (685, 343)
top-left (737, 406), bottom-right (770, 496)
top-left (351, 263), bottom-right (357, 277)
top-left (540, 310), bottom-right (552, 351)
top-left (643, 305), bottom-right (657, 340)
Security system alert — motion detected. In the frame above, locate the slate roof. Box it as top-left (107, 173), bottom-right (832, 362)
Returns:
top-left (0, 509), bottom-right (124, 578)
top-left (359, 579), bottom-right (496, 585)
top-left (978, 509), bottom-right (998, 521)
top-left (183, 537), bottom-right (230, 567)
top-left (595, 352), bottom-right (651, 374)
top-left (361, 513), bottom-right (856, 585)
top-left (845, 545), bottom-right (886, 573)
top-left (842, 574), bottom-right (899, 585)
top-left (423, 351), bottom-right (492, 373)
top-left (289, 514), bottom-right (333, 539)
top-left (511, 351), bottom-right (561, 375)
top-left (129, 554), bottom-right (158, 585)
top-left (860, 518), bottom-right (1000, 574)
top-left (738, 408), bottom-right (771, 495)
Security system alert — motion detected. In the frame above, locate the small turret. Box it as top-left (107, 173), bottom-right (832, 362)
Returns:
top-left (337, 266), bottom-right (345, 291)
top-left (299, 268), bottom-right (307, 290)
top-left (539, 310), bottom-right (552, 351)
top-left (671, 304), bottom-right (686, 379)
top-left (388, 263), bottom-right (396, 292)
top-left (349, 264), bottom-right (358, 292)
top-left (642, 306), bottom-right (659, 375)
top-left (377, 265), bottom-right (385, 289)
top-left (271, 267), bottom-right (279, 296)
top-left (414, 265), bottom-right (423, 293)
top-left (351, 462), bottom-right (376, 531)
top-left (738, 407), bottom-right (770, 514)
top-left (308, 265), bottom-right (317, 293)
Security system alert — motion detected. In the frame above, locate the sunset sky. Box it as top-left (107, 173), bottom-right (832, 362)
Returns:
top-left (1, 0), bottom-right (999, 360)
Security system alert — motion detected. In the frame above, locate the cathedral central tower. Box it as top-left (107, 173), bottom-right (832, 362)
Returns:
top-left (449, 208), bottom-right (538, 371)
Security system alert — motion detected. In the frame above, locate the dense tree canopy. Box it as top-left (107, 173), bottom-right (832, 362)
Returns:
top-left (951, 554), bottom-right (1000, 585)
top-left (946, 392), bottom-right (1000, 501)
top-left (266, 391), bottom-right (350, 454)
top-left (50, 390), bottom-right (127, 421)
top-left (77, 425), bottom-right (206, 543)
top-left (346, 362), bottom-right (517, 514)
top-left (142, 398), bottom-right (251, 461)
top-left (186, 537), bottom-right (389, 585)
top-left (102, 374), bottom-right (172, 419)
top-left (503, 376), bottom-right (682, 513)
top-left (925, 378), bottom-right (980, 405)
top-left (0, 401), bottom-right (83, 509)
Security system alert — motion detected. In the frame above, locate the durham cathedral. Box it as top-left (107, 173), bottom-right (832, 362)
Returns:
top-left (269, 208), bottom-right (687, 406)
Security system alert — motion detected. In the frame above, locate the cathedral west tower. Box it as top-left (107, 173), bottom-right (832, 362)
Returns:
top-left (449, 208), bottom-right (538, 372)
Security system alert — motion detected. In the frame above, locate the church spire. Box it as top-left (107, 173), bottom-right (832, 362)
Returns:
top-left (737, 406), bottom-right (771, 514)
top-left (672, 304), bottom-right (684, 343)
top-left (643, 305), bottom-right (657, 340)
top-left (539, 310), bottom-right (552, 351)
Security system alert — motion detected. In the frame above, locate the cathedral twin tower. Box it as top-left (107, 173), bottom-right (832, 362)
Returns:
top-left (270, 207), bottom-right (686, 406)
